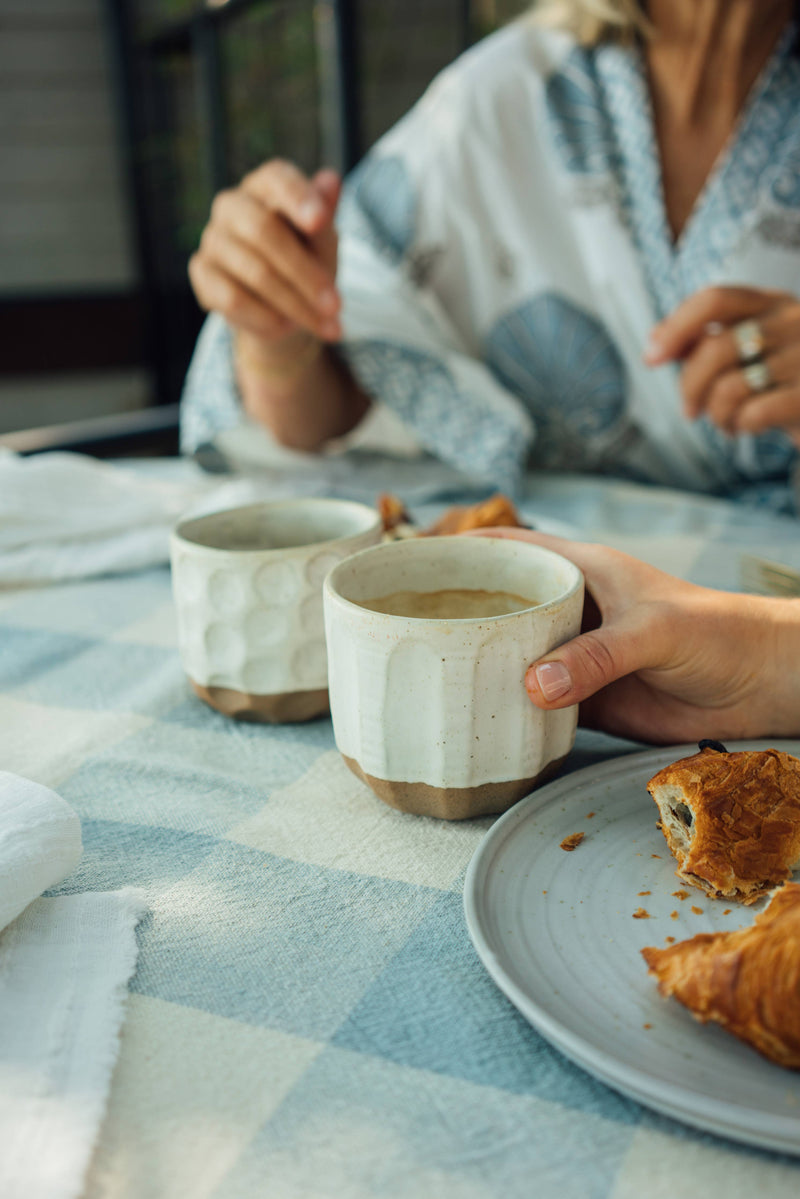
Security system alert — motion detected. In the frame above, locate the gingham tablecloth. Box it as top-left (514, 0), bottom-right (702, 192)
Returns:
top-left (3, 464), bottom-right (800, 1199)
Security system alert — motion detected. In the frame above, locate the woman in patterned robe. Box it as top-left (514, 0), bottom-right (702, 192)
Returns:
top-left (182, 0), bottom-right (800, 512)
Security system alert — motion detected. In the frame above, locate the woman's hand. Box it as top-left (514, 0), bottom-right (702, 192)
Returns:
top-left (188, 160), bottom-right (343, 374)
top-left (470, 528), bottom-right (800, 744)
top-left (187, 160), bottom-right (370, 449)
top-left (645, 286), bottom-right (800, 444)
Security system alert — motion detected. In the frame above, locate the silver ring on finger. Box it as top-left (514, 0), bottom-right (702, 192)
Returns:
top-left (732, 318), bottom-right (765, 364)
top-left (742, 359), bottom-right (773, 393)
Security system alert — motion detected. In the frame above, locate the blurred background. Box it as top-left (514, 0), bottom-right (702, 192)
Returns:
top-left (1, 0), bottom-right (527, 457)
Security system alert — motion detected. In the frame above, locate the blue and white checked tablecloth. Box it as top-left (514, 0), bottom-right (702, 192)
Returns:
top-left (3, 461), bottom-right (800, 1199)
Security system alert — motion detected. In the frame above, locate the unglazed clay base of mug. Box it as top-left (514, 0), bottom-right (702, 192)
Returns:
top-left (341, 753), bottom-right (569, 820)
top-left (191, 680), bottom-right (329, 724)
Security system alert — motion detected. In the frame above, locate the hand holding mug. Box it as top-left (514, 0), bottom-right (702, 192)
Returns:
top-left (471, 528), bottom-right (800, 744)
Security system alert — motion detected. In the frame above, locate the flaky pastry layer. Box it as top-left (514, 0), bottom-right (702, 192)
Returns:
top-left (647, 746), bottom-right (800, 903)
top-left (642, 883), bottom-right (800, 1069)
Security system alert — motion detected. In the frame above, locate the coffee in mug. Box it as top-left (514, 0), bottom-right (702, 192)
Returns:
top-left (357, 588), bottom-right (539, 619)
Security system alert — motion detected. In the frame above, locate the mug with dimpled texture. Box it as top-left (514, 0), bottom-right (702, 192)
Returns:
top-left (171, 498), bottom-right (381, 722)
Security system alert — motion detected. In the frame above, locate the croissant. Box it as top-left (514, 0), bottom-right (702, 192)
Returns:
top-left (378, 493), bottom-right (524, 540)
top-left (647, 744), bottom-right (800, 903)
top-left (421, 494), bottom-right (524, 536)
top-left (642, 883), bottom-right (800, 1069)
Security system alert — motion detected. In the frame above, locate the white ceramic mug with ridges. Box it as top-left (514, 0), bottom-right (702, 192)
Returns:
top-left (171, 498), bottom-right (381, 722)
top-left (324, 535), bottom-right (583, 818)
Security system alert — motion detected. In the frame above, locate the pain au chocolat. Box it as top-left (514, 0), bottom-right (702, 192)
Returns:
top-left (642, 883), bottom-right (800, 1069)
top-left (647, 743), bottom-right (800, 904)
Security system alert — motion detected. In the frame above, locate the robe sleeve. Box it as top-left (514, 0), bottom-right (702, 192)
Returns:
top-left (335, 63), bottom-right (535, 488)
top-left (181, 47), bottom-right (536, 486)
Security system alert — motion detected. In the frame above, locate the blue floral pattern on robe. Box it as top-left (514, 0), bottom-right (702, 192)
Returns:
top-left (543, 29), bottom-right (800, 499)
top-left (545, 26), bottom-right (800, 318)
top-left (485, 293), bottom-right (630, 471)
top-left (339, 154), bottom-right (416, 264)
top-left (339, 340), bottom-right (531, 486)
top-left (544, 49), bottom-right (619, 186)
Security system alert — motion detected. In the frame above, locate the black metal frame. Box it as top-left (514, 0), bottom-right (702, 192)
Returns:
top-left (329, 0), bottom-right (362, 171)
top-left (103, 1), bottom-right (172, 411)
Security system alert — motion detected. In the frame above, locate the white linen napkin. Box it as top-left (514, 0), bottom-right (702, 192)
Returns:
top-left (0, 772), bottom-right (146, 1199)
top-left (0, 448), bottom-right (332, 587)
top-left (0, 448), bottom-right (208, 586)
top-left (0, 772), bottom-right (82, 926)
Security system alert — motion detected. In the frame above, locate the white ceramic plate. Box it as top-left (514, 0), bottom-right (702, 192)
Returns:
top-left (464, 740), bottom-right (800, 1155)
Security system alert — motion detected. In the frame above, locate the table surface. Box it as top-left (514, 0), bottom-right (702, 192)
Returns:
top-left (3, 464), bottom-right (800, 1199)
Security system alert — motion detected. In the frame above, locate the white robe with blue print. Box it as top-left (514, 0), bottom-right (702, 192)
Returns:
top-left (180, 17), bottom-right (800, 510)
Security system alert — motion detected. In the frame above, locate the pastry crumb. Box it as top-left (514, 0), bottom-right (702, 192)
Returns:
top-left (651, 854), bottom-right (662, 859)
top-left (691, 905), bottom-right (703, 915)
top-left (586, 811), bottom-right (595, 819)
top-left (672, 890), bottom-right (689, 900)
top-left (642, 1022), bottom-right (652, 1030)
top-left (670, 910), bottom-right (678, 919)
top-left (633, 907), bottom-right (650, 919)
top-left (637, 890), bottom-right (651, 896)
top-left (560, 832), bottom-right (584, 852)
top-left (723, 908), bottom-right (732, 915)
top-left (665, 936), bottom-right (675, 943)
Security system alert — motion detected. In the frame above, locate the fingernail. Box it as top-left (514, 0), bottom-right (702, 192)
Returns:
top-left (317, 287), bottom-right (338, 313)
top-left (534, 661), bottom-right (572, 701)
top-left (643, 334), bottom-right (666, 365)
top-left (299, 198), bottom-right (325, 225)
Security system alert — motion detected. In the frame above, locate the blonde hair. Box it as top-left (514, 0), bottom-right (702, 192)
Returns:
top-left (533, 0), bottom-right (651, 46)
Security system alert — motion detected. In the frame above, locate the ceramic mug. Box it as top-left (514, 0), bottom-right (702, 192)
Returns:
top-left (171, 498), bottom-right (382, 722)
top-left (323, 535), bottom-right (584, 819)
